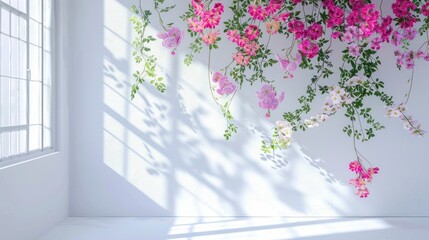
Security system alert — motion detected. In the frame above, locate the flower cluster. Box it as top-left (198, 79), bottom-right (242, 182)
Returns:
top-left (349, 161), bottom-right (379, 198)
top-left (275, 120), bottom-right (293, 149)
top-left (157, 27), bottom-right (183, 55)
top-left (257, 84), bottom-right (285, 118)
top-left (386, 104), bottom-right (426, 136)
top-left (323, 0), bottom-right (344, 28)
top-left (187, 0), bottom-right (224, 46)
top-left (392, 0), bottom-right (417, 29)
top-left (212, 72), bottom-right (236, 96)
top-left (276, 53), bottom-right (302, 79)
top-left (248, 0), bottom-right (282, 21)
top-left (423, 2), bottom-right (429, 17)
top-left (227, 26), bottom-right (261, 66)
top-left (288, 21), bottom-right (322, 58)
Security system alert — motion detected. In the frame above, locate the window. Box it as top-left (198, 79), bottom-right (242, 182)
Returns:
top-left (0, 0), bottom-right (52, 162)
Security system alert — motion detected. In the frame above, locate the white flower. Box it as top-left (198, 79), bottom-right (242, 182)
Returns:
top-left (316, 113), bottom-right (330, 123)
top-left (347, 76), bottom-right (366, 86)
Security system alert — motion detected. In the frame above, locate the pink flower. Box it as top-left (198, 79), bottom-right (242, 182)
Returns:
top-left (348, 44), bottom-right (360, 57)
top-left (371, 37), bottom-right (382, 50)
top-left (256, 84), bottom-right (284, 114)
top-left (212, 72), bottom-right (227, 83)
top-left (306, 23), bottom-right (323, 40)
top-left (201, 30), bottom-right (220, 46)
top-left (245, 25), bottom-right (260, 41)
top-left (265, 20), bottom-right (280, 35)
top-left (232, 52), bottom-right (250, 66)
top-left (217, 79), bottom-right (236, 95)
top-left (157, 27), bottom-right (183, 55)
top-left (403, 28), bottom-right (417, 40)
top-left (392, 31), bottom-right (403, 46)
top-left (298, 39), bottom-right (319, 59)
top-left (212, 72), bottom-right (236, 96)
top-left (331, 32), bottom-right (341, 39)
top-left (288, 19), bottom-right (305, 39)
top-left (357, 188), bottom-right (370, 198)
top-left (422, 2), bottom-right (429, 16)
top-left (226, 29), bottom-right (240, 43)
top-left (342, 32), bottom-right (354, 43)
top-left (349, 161), bottom-right (363, 174)
top-left (248, 4), bottom-right (267, 20)
top-left (276, 53), bottom-right (301, 78)
top-left (187, 17), bottom-right (204, 33)
top-left (243, 41), bottom-right (259, 57)
top-left (265, 0), bottom-right (282, 15)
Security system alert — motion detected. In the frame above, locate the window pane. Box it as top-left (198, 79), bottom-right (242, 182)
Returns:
top-left (29, 0), bottom-right (40, 22)
top-left (19, 130), bottom-right (26, 154)
top-left (29, 80), bottom-right (41, 125)
top-left (10, 76), bottom-right (18, 126)
top-left (10, 37), bottom-right (18, 78)
top-left (29, 44), bottom-right (41, 80)
top-left (1, 132), bottom-right (10, 158)
top-left (29, 124), bottom-right (41, 151)
top-left (19, 39), bottom-right (26, 78)
top-left (10, 130), bottom-right (18, 156)
top-left (1, 77), bottom-right (10, 127)
top-left (29, 19), bottom-right (41, 46)
top-left (9, 0), bottom-right (18, 9)
top-left (1, 34), bottom-right (10, 76)
top-left (19, 16), bottom-right (26, 40)
top-left (1, 8), bottom-right (10, 35)
top-left (18, 0), bottom-right (26, 13)
top-left (19, 79), bottom-right (26, 125)
top-left (10, 11), bottom-right (18, 37)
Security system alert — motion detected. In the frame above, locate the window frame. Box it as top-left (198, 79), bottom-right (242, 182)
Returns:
top-left (0, 0), bottom-right (55, 166)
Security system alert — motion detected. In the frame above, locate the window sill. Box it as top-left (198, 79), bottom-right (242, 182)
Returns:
top-left (0, 149), bottom-right (58, 170)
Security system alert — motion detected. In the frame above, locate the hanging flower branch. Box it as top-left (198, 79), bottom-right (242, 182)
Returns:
top-left (130, 0), bottom-right (429, 198)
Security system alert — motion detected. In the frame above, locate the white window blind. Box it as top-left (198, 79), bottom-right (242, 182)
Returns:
top-left (0, 0), bottom-right (52, 162)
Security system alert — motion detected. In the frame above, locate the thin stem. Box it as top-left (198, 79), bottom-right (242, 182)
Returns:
top-left (404, 68), bottom-right (414, 104)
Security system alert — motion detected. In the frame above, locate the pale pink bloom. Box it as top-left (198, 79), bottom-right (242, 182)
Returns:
top-left (212, 72), bottom-right (227, 83)
top-left (349, 44), bottom-right (360, 57)
top-left (265, 20), bottom-right (280, 35)
top-left (357, 188), bottom-right (369, 198)
top-left (201, 30), bottom-right (220, 46)
top-left (157, 27), bottom-right (183, 55)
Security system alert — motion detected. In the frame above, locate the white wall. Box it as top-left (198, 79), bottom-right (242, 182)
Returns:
top-left (0, 0), bottom-right (70, 239)
top-left (69, 0), bottom-right (429, 217)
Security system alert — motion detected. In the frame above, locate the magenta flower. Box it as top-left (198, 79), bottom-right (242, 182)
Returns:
top-left (423, 2), bottom-right (429, 16)
top-left (157, 27), bottom-right (183, 55)
top-left (349, 161), bottom-right (363, 174)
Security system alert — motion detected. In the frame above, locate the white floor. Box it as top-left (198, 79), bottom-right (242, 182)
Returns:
top-left (38, 217), bottom-right (429, 240)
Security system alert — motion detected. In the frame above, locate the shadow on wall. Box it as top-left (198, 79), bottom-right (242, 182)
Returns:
top-left (88, 0), bottom-right (353, 218)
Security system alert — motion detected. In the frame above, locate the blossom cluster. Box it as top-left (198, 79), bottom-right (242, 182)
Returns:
top-left (212, 72), bottom-right (236, 96)
top-left (257, 84), bottom-right (285, 118)
top-left (288, 20), bottom-right (322, 58)
top-left (386, 104), bottom-right (426, 136)
top-left (187, 0), bottom-right (224, 46)
top-left (349, 160), bottom-right (379, 198)
top-left (275, 120), bottom-right (293, 149)
top-left (392, 0), bottom-right (417, 29)
top-left (227, 26), bottom-right (261, 66)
